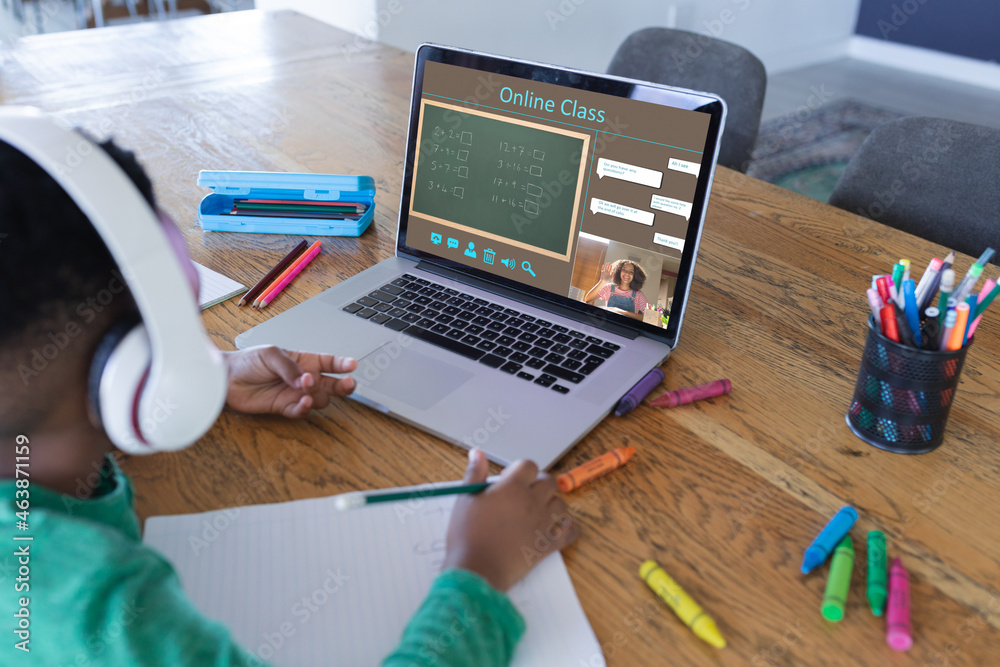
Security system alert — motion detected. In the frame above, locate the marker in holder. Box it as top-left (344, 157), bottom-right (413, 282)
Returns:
top-left (847, 316), bottom-right (970, 454)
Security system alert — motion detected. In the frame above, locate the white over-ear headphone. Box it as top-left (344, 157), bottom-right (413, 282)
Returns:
top-left (0, 107), bottom-right (228, 454)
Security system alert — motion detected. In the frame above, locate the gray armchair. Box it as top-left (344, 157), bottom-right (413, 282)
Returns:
top-left (829, 117), bottom-right (1000, 262)
top-left (608, 27), bottom-right (766, 172)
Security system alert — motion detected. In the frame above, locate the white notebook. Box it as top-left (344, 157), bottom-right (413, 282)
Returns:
top-left (144, 492), bottom-right (604, 667)
top-left (194, 262), bottom-right (245, 309)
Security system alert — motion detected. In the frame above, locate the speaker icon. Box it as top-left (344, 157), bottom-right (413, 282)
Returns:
top-left (500, 258), bottom-right (515, 270)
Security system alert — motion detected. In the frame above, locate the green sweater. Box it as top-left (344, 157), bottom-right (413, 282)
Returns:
top-left (0, 457), bottom-right (524, 666)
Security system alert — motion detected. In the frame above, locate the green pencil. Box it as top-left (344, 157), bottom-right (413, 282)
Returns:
top-left (334, 480), bottom-right (494, 510)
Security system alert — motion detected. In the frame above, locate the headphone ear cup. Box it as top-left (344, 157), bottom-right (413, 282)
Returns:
top-left (88, 315), bottom-right (153, 455)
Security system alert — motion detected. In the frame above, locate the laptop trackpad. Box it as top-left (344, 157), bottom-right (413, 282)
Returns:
top-left (357, 344), bottom-right (473, 411)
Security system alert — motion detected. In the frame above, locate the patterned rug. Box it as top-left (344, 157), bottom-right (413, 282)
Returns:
top-left (747, 99), bottom-right (907, 203)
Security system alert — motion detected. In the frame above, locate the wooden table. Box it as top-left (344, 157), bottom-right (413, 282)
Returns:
top-left (5, 10), bottom-right (999, 665)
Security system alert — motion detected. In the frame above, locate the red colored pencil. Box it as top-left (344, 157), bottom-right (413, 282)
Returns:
top-left (239, 240), bottom-right (308, 306)
top-left (259, 243), bottom-right (322, 308)
top-left (254, 240), bottom-right (321, 307)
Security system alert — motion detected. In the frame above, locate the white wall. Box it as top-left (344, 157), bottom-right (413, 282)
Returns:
top-left (254, 0), bottom-right (378, 37)
top-left (255, 0), bottom-right (861, 74)
top-left (372, 0), bottom-right (863, 74)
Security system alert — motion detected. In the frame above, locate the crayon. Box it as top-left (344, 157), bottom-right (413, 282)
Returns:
top-left (886, 558), bottom-right (913, 651)
top-left (801, 506), bottom-right (858, 574)
top-left (822, 535), bottom-right (855, 622)
top-left (639, 560), bottom-right (726, 648)
top-left (557, 446), bottom-right (635, 493)
top-left (649, 379), bottom-right (731, 408)
top-left (867, 531), bottom-right (888, 615)
top-left (615, 368), bottom-right (664, 416)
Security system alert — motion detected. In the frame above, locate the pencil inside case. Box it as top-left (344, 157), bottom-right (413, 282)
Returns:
top-left (197, 170), bottom-right (375, 236)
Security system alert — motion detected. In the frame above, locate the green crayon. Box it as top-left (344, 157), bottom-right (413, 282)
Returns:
top-left (822, 535), bottom-right (855, 622)
top-left (867, 531), bottom-right (888, 616)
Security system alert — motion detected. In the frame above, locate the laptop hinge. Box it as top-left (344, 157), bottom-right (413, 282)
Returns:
top-left (415, 261), bottom-right (641, 340)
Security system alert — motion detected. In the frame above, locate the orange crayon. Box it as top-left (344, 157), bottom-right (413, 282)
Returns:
top-left (557, 446), bottom-right (635, 493)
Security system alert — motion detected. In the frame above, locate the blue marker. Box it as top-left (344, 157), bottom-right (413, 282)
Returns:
top-left (903, 280), bottom-right (921, 348)
top-left (801, 506), bottom-right (859, 574)
top-left (963, 294), bottom-right (978, 345)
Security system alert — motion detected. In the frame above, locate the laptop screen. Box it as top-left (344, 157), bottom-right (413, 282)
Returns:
top-left (397, 45), bottom-right (726, 344)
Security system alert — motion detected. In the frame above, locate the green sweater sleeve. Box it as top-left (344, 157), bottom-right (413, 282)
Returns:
top-left (382, 569), bottom-right (526, 667)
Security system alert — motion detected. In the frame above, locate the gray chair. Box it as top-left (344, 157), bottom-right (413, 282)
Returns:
top-left (829, 117), bottom-right (1000, 263)
top-left (608, 27), bottom-right (766, 173)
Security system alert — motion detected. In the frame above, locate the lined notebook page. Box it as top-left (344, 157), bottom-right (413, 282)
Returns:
top-left (144, 494), bottom-right (604, 666)
top-left (194, 262), bottom-right (245, 309)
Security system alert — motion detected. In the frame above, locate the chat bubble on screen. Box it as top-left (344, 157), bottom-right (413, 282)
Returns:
top-left (590, 198), bottom-right (655, 226)
top-left (653, 232), bottom-right (685, 251)
top-left (596, 158), bottom-right (663, 188)
top-left (668, 157), bottom-right (701, 178)
top-left (650, 194), bottom-right (693, 221)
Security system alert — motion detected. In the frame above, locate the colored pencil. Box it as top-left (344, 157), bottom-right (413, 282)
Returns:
top-left (238, 240), bottom-right (307, 306)
top-left (258, 242), bottom-right (322, 308)
top-left (253, 240), bottom-right (321, 307)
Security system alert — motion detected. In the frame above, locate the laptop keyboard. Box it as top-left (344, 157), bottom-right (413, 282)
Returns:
top-left (342, 273), bottom-right (620, 394)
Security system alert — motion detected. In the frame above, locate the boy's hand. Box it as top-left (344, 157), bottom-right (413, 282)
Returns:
top-left (442, 449), bottom-right (580, 592)
top-left (223, 346), bottom-right (357, 418)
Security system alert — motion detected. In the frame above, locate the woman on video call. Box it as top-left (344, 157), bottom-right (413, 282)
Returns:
top-left (583, 259), bottom-right (648, 321)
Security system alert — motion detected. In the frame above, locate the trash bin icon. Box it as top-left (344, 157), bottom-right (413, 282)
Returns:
top-left (483, 248), bottom-right (496, 265)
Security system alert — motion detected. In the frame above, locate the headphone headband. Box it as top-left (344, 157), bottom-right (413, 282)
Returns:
top-left (0, 107), bottom-right (227, 452)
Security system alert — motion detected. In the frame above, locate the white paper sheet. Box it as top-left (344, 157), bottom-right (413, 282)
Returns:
top-left (194, 262), bottom-right (245, 309)
top-left (144, 493), bottom-right (604, 666)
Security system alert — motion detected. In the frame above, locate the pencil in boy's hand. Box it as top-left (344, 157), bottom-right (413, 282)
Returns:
top-left (334, 480), bottom-right (495, 510)
top-left (258, 242), bottom-right (322, 308)
top-left (238, 240), bottom-right (307, 306)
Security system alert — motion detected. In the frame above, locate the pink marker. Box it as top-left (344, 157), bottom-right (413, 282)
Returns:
top-left (866, 288), bottom-right (884, 324)
top-left (966, 278), bottom-right (996, 339)
top-left (886, 557), bottom-right (913, 651)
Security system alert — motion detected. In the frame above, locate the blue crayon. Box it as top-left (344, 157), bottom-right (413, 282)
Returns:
top-left (801, 506), bottom-right (859, 574)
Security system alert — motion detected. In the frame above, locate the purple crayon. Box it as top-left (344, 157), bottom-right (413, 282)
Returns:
top-left (801, 506), bottom-right (859, 574)
top-left (649, 378), bottom-right (732, 408)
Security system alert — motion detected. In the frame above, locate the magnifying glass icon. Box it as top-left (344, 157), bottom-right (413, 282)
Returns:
top-left (521, 260), bottom-right (536, 278)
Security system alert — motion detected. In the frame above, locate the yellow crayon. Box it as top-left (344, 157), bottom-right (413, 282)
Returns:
top-left (639, 560), bottom-right (726, 648)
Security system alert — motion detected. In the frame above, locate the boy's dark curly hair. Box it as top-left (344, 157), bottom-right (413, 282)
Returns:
top-left (0, 135), bottom-right (154, 348)
top-left (610, 259), bottom-right (647, 292)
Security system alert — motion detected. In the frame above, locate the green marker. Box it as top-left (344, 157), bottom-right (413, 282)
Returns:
top-left (867, 531), bottom-right (888, 616)
top-left (891, 263), bottom-right (905, 306)
top-left (822, 535), bottom-right (855, 622)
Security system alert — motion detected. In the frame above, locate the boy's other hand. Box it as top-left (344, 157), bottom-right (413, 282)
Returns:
top-left (223, 346), bottom-right (357, 418)
top-left (442, 449), bottom-right (580, 592)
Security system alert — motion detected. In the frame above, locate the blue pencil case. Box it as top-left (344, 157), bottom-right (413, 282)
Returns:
top-left (196, 170), bottom-right (375, 236)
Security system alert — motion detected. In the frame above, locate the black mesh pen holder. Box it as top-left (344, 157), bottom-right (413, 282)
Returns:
top-left (846, 316), bottom-right (970, 454)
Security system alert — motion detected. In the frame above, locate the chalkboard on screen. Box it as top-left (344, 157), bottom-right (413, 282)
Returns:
top-left (410, 101), bottom-right (591, 260)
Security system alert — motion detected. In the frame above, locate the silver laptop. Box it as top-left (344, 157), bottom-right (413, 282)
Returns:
top-left (235, 44), bottom-right (726, 469)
